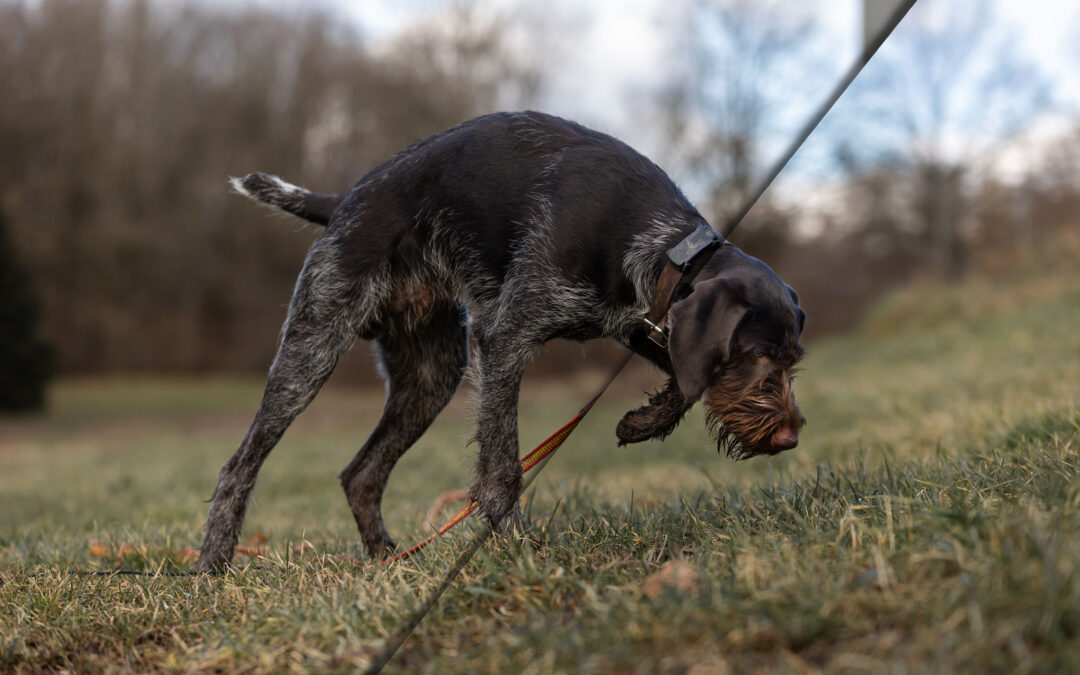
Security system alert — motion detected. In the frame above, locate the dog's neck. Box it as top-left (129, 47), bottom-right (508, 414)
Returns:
top-left (624, 217), bottom-right (733, 311)
top-left (623, 218), bottom-right (696, 310)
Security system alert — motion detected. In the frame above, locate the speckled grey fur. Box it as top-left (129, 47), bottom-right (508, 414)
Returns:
top-left (195, 112), bottom-right (805, 572)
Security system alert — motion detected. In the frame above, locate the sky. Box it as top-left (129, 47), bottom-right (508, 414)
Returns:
top-left (333, 0), bottom-right (1079, 130)
top-left (341, 0), bottom-right (862, 147)
top-left (228, 0), bottom-right (1080, 210)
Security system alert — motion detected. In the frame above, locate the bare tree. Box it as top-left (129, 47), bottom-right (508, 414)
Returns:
top-left (388, 2), bottom-right (545, 123)
top-left (660, 0), bottom-right (816, 221)
top-left (839, 0), bottom-right (1051, 276)
top-left (0, 205), bottom-right (52, 411)
top-left (0, 0), bottom-right (546, 377)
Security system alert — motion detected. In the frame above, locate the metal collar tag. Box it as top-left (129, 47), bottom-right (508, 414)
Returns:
top-left (666, 224), bottom-right (724, 270)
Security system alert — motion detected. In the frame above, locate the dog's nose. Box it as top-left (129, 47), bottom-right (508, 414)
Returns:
top-left (770, 428), bottom-right (799, 451)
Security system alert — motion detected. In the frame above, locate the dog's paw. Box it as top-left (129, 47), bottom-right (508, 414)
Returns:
top-left (471, 485), bottom-right (527, 539)
top-left (616, 377), bottom-right (692, 445)
top-left (368, 537), bottom-right (398, 561)
top-left (489, 506), bottom-right (539, 550)
top-left (616, 408), bottom-right (661, 444)
top-left (495, 505), bottom-right (527, 536)
top-left (194, 547), bottom-right (233, 575)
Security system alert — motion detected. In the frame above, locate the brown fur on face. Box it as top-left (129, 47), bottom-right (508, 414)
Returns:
top-left (704, 352), bottom-right (805, 460)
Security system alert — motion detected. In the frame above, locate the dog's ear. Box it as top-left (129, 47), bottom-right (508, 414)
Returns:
top-left (667, 277), bottom-right (749, 401)
top-left (785, 283), bottom-right (806, 335)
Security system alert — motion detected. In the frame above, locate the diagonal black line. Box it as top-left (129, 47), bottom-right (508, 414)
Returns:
top-left (361, 524), bottom-right (492, 675)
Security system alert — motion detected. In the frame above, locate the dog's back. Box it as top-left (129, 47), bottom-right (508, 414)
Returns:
top-left (233, 111), bottom-right (702, 309)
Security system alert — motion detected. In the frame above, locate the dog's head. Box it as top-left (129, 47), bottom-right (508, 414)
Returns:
top-left (666, 247), bottom-right (806, 459)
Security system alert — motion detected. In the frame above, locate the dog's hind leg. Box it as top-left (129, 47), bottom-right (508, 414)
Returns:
top-left (196, 241), bottom-right (362, 573)
top-left (339, 301), bottom-right (469, 559)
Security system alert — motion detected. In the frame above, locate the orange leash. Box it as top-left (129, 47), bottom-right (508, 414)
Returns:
top-left (381, 352), bottom-right (633, 564)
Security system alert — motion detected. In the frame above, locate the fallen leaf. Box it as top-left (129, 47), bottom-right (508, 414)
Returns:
top-left (641, 560), bottom-right (699, 599)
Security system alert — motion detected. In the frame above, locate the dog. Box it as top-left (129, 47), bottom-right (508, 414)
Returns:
top-left (196, 111), bottom-right (805, 572)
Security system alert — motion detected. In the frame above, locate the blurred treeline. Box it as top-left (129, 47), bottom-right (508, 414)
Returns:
top-left (657, 0), bottom-right (1076, 335)
top-left (1, 0), bottom-right (1077, 385)
top-left (0, 0), bottom-right (539, 378)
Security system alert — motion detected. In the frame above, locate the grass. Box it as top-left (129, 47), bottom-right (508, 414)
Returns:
top-left (2, 235), bottom-right (1079, 672)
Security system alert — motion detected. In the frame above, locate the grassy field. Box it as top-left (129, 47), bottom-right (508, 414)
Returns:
top-left (2, 235), bottom-right (1079, 673)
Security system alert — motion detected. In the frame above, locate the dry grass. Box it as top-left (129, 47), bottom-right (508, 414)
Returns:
top-left (2, 235), bottom-right (1078, 672)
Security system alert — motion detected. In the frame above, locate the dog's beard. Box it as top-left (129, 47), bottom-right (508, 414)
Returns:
top-left (615, 370), bottom-right (804, 459)
top-left (704, 369), bottom-right (803, 460)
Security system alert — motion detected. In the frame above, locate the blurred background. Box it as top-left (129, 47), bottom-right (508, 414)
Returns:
top-left (0, 0), bottom-right (1077, 407)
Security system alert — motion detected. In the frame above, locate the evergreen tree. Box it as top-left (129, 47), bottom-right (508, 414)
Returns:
top-left (0, 208), bottom-right (52, 411)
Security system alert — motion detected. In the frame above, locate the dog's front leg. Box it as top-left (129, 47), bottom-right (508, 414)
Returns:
top-left (470, 329), bottom-right (534, 536)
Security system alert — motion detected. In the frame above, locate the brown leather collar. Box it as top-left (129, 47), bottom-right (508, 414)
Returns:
top-left (643, 224), bottom-right (727, 348)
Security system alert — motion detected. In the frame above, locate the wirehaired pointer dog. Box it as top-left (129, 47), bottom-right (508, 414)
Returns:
top-left (197, 111), bottom-right (805, 572)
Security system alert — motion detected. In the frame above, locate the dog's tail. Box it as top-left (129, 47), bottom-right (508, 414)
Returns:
top-left (229, 172), bottom-right (341, 226)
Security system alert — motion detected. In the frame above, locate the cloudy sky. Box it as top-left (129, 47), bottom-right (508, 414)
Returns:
top-left (229, 0), bottom-right (1080, 207)
top-left (339, 1), bottom-right (1078, 115)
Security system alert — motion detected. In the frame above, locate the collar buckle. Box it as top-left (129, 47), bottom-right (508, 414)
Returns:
top-left (643, 316), bottom-right (669, 348)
